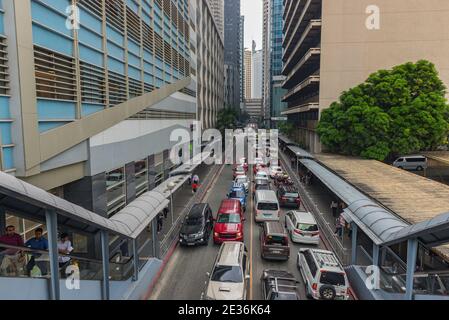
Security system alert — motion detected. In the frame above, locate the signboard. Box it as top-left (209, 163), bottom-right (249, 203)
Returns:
top-left (271, 117), bottom-right (288, 121)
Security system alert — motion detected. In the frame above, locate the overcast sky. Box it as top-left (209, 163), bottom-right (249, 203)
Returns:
top-left (241, 0), bottom-right (263, 50)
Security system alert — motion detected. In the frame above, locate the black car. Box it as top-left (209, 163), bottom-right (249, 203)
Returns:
top-left (277, 185), bottom-right (301, 209)
top-left (261, 269), bottom-right (300, 300)
top-left (179, 203), bottom-right (213, 246)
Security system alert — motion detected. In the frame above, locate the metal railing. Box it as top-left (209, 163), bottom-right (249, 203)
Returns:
top-left (0, 243), bottom-right (133, 281)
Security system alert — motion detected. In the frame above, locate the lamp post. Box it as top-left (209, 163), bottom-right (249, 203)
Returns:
top-left (167, 181), bottom-right (176, 226)
top-left (296, 152), bottom-right (300, 174)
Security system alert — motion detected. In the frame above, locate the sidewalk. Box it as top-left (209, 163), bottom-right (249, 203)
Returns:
top-left (280, 150), bottom-right (352, 265)
top-left (157, 163), bottom-right (219, 258)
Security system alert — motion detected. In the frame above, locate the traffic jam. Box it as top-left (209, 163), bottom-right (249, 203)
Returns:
top-left (176, 134), bottom-right (351, 301)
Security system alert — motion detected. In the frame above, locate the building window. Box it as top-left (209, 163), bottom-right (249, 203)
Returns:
top-left (106, 167), bottom-right (126, 216)
top-left (135, 159), bottom-right (149, 197)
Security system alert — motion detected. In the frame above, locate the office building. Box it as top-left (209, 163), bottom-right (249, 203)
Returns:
top-left (282, 0), bottom-right (449, 153)
top-left (244, 49), bottom-right (252, 100)
top-left (251, 42), bottom-right (263, 99)
top-left (207, 0), bottom-right (224, 39)
top-left (223, 0), bottom-right (241, 109)
top-left (262, 0), bottom-right (286, 127)
top-left (239, 15), bottom-right (245, 106)
top-left (244, 98), bottom-right (263, 122)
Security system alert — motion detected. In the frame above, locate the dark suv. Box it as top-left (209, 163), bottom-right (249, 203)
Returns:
top-left (261, 269), bottom-right (300, 300)
top-left (277, 185), bottom-right (301, 209)
top-left (179, 203), bottom-right (213, 246)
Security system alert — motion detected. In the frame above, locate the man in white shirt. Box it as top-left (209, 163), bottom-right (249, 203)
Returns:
top-left (57, 233), bottom-right (73, 268)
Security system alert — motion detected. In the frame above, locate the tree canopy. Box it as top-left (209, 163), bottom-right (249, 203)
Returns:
top-left (217, 108), bottom-right (239, 133)
top-left (317, 60), bottom-right (449, 161)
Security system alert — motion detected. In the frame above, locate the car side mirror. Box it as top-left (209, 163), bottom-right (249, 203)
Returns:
top-left (206, 272), bottom-right (210, 277)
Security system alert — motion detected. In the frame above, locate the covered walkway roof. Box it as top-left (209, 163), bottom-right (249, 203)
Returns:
top-left (288, 145), bottom-right (314, 160)
top-left (279, 134), bottom-right (297, 146)
top-left (300, 159), bottom-right (408, 245)
top-left (422, 151), bottom-right (449, 165)
top-left (306, 154), bottom-right (449, 259)
top-left (169, 151), bottom-right (212, 177)
top-left (0, 171), bottom-right (129, 237)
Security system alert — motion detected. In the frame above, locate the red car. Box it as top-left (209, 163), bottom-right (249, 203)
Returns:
top-left (253, 163), bottom-right (267, 175)
top-left (213, 199), bottom-right (245, 244)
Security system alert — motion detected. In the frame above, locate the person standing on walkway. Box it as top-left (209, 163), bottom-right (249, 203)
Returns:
top-left (0, 225), bottom-right (25, 276)
top-left (192, 174), bottom-right (199, 184)
top-left (330, 201), bottom-right (338, 218)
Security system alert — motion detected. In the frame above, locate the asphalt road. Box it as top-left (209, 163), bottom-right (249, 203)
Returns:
top-left (149, 160), bottom-right (326, 300)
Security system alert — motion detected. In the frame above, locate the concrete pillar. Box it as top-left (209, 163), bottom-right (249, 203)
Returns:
top-left (45, 209), bottom-right (60, 300)
top-left (132, 239), bottom-right (139, 281)
top-left (372, 243), bottom-right (380, 267)
top-left (405, 239), bottom-right (418, 300)
top-left (100, 230), bottom-right (110, 300)
top-left (351, 222), bottom-right (358, 265)
top-left (0, 206), bottom-right (6, 236)
top-left (152, 219), bottom-right (160, 259)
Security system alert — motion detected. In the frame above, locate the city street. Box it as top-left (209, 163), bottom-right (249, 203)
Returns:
top-left (149, 160), bottom-right (326, 300)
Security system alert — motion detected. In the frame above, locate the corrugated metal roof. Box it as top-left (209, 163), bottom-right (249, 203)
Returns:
top-left (300, 159), bottom-right (408, 245)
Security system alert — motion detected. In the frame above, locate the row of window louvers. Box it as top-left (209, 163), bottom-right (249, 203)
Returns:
top-left (0, 35), bottom-right (9, 95)
top-left (34, 46), bottom-right (189, 106)
top-left (130, 108), bottom-right (195, 120)
top-left (78, 0), bottom-right (189, 73)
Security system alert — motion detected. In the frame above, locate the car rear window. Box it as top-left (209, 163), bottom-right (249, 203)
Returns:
top-left (266, 235), bottom-right (288, 246)
top-left (297, 223), bottom-right (318, 232)
top-left (285, 192), bottom-right (299, 198)
top-left (258, 202), bottom-right (279, 211)
top-left (320, 272), bottom-right (346, 286)
top-left (211, 266), bottom-right (243, 283)
top-left (230, 190), bottom-right (245, 198)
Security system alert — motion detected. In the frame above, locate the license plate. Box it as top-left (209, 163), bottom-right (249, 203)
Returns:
top-left (271, 250), bottom-right (282, 254)
top-left (263, 214), bottom-right (271, 217)
top-left (187, 242), bottom-right (195, 246)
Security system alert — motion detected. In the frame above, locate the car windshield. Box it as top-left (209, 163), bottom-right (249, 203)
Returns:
top-left (297, 223), bottom-right (318, 232)
top-left (320, 272), bottom-right (346, 286)
top-left (217, 214), bottom-right (241, 224)
top-left (230, 190), bottom-right (245, 198)
top-left (185, 217), bottom-right (202, 226)
top-left (258, 203), bottom-right (278, 211)
top-left (211, 266), bottom-right (243, 283)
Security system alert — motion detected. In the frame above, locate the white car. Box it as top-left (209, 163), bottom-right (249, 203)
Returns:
top-left (285, 211), bottom-right (320, 245)
top-left (204, 242), bottom-right (250, 300)
top-left (254, 157), bottom-right (265, 166)
top-left (235, 175), bottom-right (249, 192)
top-left (297, 248), bottom-right (350, 300)
top-left (255, 171), bottom-right (269, 180)
top-left (269, 166), bottom-right (283, 178)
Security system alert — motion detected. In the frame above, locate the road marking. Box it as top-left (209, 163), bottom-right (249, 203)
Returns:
top-left (249, 164), bottom-right (254, 300)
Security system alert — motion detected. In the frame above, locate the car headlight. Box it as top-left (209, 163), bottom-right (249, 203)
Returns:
top-left (195, 231), bottom-right (204, 238)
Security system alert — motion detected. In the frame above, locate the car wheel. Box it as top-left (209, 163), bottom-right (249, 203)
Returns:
top-left (417, 166), bottom-right (424, 171)
top-left (319, 285), bottom-right (336, 300)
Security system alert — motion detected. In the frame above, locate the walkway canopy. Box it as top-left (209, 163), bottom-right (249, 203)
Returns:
top-left (0, 171), bottom-right (129, 237)
top-left (300, 159), bottom-right (408, 245)
top-left (279, 134), bottom-right (297, 146)
top-left (169, 151), bottom-right (212, 177)
top-left (288, 145), bottom-right (314, 160)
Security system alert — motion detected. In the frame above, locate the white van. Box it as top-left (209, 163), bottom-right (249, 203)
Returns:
top-left (204, 242), bottom-right (250, 300)
top-left (254, 190), bottom-right (280, 222)
top-left (284, 211), bottom-right (320, 245)
top-left (297, 248), bottom-right (350, 300)
top-left (393, 155), bottom-right (427, 171)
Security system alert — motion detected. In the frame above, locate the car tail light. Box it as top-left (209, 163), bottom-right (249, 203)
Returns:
top-left (237, 232), bottom-right (242, 237)
top-left (296, 198), bottom-right (301, 203)
top-left (294, 229), bottom-right (303, 235)
top-left (312, 283), bottom-right (318, 291)
top-left (214, 232), bottom-right (219, 237)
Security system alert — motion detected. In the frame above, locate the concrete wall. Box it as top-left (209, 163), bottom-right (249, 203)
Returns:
top-left (320, 0), bottom-right (449, 111)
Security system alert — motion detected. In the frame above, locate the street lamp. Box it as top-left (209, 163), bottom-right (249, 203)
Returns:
top-left (296, 152), bottom-right (300, 174)
top-left (167, 181), bottom-right (176, 226)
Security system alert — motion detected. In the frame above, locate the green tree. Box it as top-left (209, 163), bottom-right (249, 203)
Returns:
top-left (217, 107), bottom-right (238, 133)
top-left (278, 121), bottom-right (295, 137)
top-left (317, 60), bottom-right (449, 161)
